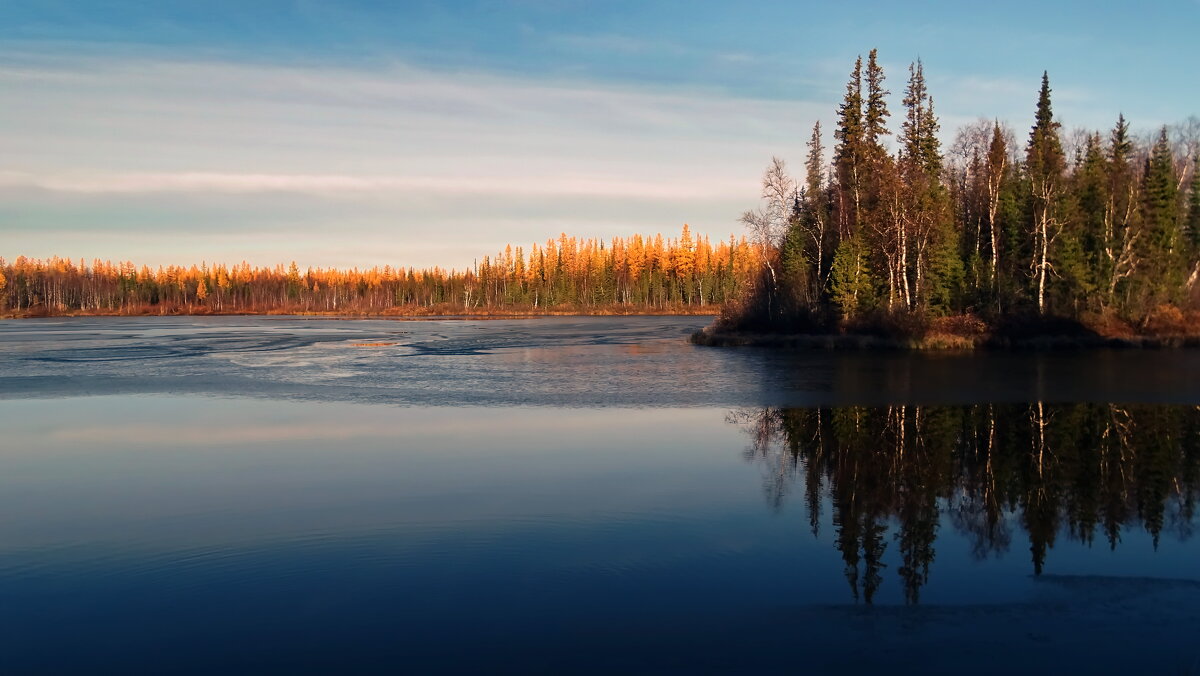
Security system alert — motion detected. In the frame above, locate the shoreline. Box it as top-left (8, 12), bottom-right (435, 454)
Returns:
top-left (1, 307), bottom-right (720, 321)
top-left (690, 326), bottom-right (1200, 350)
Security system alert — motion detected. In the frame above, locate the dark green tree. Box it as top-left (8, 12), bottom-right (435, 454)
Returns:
top-left (834, 56), bottom-right (865, 239)
top-left (899, 59), bottom-right (956, 312)
top-left (900, 59), bottom-right (941, 177)
top-left (1188, 156), bottom-right (1200, 250)
top-left (863, 48), bottom-right (891, 162)
top-left (1061, 133), bottom-right (1107, 310)
top-left (803, 120), bottom-right (831, 286)
top-left (1025, 72), bottom-right (1067, 314)
top-left (1136, 127), bottom-right (1183, 309)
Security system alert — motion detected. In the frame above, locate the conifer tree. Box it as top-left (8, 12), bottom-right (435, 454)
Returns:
top-left (780, 193), bottom-right (810, 311)
top-left (1103, 113), bottom-right (1140, 305)
top-left (984, 121), bottom-right (1009, 288)
top-left (860, 50), bottom-right (892, 273)
top-left (830, 234), bottom-right (872, 319)
top-left (900, 59), bottom-right (941, 177)
top-left (897, 59), bottom-right (953, 310)
top-left (1025, 72), bottom-right (1066, 314)
top-left (863, 49), bottom-right (891, 159)
top-left (802, 121), bottom-right (830, 291)
top-left (834, 56), bottom-right (864, 237)
top-left (1070, 133), bottom-right (1108, 308)
top-left (1138, 127), bottom-right (1182, 306)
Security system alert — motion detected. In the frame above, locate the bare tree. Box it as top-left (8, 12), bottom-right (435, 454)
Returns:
top-left (739, 157), bottom-right (796, 299)
top-left (1169, 115), bottom-right (1200, 192)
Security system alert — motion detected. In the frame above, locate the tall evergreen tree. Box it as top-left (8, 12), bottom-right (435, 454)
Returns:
top-left (834, 56), bottom-right (864, 238)
top-left (900, 59), bottom-right (941, 177)
top-left (863, 48), bottom-right (891, 161)
top-left (1025, 72), bottom-right (1066, 314)
top-left (984, 121), bottom-right (1009, 291)
top-left (898, 59), bottom-right (954, 311)
top-left (1137, 127), bottom-right (1182, 307)
top-left (805, 121), bottom-right (827, 222)
top-left (802, 121), bottom-right (830, 291)
top-left (1103, 113), bottom-right (1140, 306)
top-left (1070, 133), bottom-right (1108, 308)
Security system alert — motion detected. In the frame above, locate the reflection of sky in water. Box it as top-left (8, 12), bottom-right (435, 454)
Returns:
top-left (2, 318), bottom-right (1200, 672)
top-left (1, 394), bottom-right (1199, 672)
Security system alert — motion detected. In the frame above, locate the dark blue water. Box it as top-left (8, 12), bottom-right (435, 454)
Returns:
top-left (1, 317), bottom-right (1199, 674)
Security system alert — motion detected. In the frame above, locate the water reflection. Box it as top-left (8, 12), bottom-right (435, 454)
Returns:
top-left (730, 404), bottom-right (1200, 604)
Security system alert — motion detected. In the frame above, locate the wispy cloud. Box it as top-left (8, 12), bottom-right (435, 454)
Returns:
top-left (0, 50), bottom-right (827, 267)
top-left (0, 51), bottom-right (820, 180)
top-left (0, 170), bottom-right (747, 200)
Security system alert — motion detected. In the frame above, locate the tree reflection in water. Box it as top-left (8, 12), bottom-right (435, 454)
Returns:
top-left (728, 404), bottom-right (1200, 604)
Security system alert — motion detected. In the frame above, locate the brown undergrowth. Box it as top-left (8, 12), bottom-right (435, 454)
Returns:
top-left (693, 307), bottom-right (1200, 350)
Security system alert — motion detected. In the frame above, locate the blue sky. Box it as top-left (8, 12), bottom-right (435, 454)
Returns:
top-left (1, 1), bottom-right (1197, 268)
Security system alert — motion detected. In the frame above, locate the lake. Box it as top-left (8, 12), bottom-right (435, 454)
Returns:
top-left (2, 316), bottom-right (1199, 674)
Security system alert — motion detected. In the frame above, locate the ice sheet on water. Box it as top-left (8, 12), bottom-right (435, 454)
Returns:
top-left (3, 315), bottom-right (1200, 408)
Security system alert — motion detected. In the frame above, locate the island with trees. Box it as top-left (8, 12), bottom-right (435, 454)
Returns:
top-left (697, 49), bottom-right (1200, 348)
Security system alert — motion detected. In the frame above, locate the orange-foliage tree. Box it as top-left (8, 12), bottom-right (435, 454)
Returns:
top-left (1, 226), bottom-right (763, 316)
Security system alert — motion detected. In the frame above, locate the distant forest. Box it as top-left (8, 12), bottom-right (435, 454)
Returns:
top-left (0, 228), bottom-right (763, 316)
top-left (725, 49), bottom-right (1200, 339)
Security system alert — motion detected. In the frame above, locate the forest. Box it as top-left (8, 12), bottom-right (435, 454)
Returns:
top-left (721, 49), bottom-right (1200, 342)
top-left (0, 227), bottom-right (762, 316)
top-left (732, 403), bottom-right (1200, 604)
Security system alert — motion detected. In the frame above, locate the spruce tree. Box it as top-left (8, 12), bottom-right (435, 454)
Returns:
top-left (1139, 126), bottom-right (1181, 305)
top-left (1109, 114), bottom-right (1133, 164)
top-left (1025, 72), bottom-right (1066, 314)
top-left (863, 48), bottom-right (891, 160)
top-left (803, 121), bottom-right (830, 290)
top-left (898, 58), bottom-right (952, 311)
top-left (834, 56), bottom-right (864, 237)
top-left (1142, 128), bottom-right (1177, 247)
top-left (1103, 113), bottom-right (1139, 309)
top-left (779, 194), bottom-right (810, 313)
top-left (900, 59), bottom-right (941, 177)
top-left (805, 121), bottom-right (826, 211)
top-left (830, 234), bottom-right (873, 319)
top-left (859, 49), bottom-right (892, 304)
top-left (1071, 133), bottom-right (1108, 308)
top-left (984, 121), bottom-right (1009, 293)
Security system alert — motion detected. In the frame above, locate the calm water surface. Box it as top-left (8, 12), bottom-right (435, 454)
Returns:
top-left (1, 316), bottom-right (1199, 674)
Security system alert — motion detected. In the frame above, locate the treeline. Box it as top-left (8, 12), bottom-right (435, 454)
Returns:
top-left (733, 403), bottom-right (1200, 604)
top-left (729, 49), bottom-right (1200, 336)
top-left (0, 226), bottom-right (764, 316)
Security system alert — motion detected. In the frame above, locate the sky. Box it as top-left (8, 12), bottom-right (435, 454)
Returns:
top-left (1, 0), bottom-right (1198, 270)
